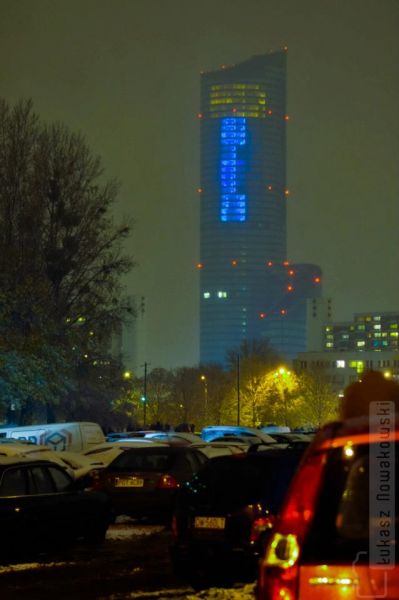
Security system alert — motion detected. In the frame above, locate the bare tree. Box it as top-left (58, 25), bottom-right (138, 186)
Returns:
top-left (0, 98), bottom-right (134, 422)
top-left (296, 368), bottom-right (338, 428)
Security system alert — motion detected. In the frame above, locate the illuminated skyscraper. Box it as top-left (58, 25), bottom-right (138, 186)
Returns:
top-left (199, 52), bottom-right (322, 364)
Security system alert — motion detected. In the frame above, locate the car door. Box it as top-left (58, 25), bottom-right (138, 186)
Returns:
top-left (27, 464), bottom-right (89, 544)
top-left (0, 466), bottom-right (33, 547)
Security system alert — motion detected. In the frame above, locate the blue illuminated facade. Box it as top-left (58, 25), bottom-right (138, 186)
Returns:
top-left (199, 53), bottom-right (322, 365)
top-left (220, 117), bottom-right (247, 222)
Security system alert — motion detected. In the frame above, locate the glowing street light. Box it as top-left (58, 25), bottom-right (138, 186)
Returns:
top-left (200, 375), bottom-right (208, 423)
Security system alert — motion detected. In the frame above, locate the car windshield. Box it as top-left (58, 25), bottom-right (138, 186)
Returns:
top-left (302, 442), bottom-right (399, 564)
top-left (109, 449), bottom-right (175, 472)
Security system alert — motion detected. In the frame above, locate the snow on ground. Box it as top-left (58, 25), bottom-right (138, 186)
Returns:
top-left (117, 583), bottom-right (256, 599)
top-left (0, 519), bottom-right (257, 599)
top-left (186, 584), bottom-right (256, 600)
top-left (0, 561), bottom-right (74, 574)
top-left (106, 515), bottom-right (164, 540)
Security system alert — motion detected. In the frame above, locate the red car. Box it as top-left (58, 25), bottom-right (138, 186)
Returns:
top-left (258, 383), bottom-right (398, 599)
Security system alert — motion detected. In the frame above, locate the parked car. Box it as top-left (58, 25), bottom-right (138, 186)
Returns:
top-left (258, 416), bottom-right (399, 599)
top-left (0, 443), bottom-right (98, 481)
top-left (91, 445), bottom-right (208, 522)
top-left (0, 456), bottom-right (111, 560)
top-left (171, 447), bottom-right (305, 588)
top-left (191, 441), bottom-right (248, 458)
top-left (266, 432), bottom-right (313, 445)
top-left (106, 431), bottom-right (158, 442)
top-left (18, 446), bottom-right (99, 480)
top-left (201, 426), bottom-right (277, 445)
top-left (80, 439), bottom-right (166, 469)
top-left (144, 432), bottom-right (202, 445)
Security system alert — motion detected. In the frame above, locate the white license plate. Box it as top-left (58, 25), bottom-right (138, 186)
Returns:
top-left (194, 516), bottom-right (226, 529)
top-left (114, 477), bottom-right (144, 488)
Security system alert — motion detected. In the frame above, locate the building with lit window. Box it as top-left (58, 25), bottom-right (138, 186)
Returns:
top-left (323, 311), bottom-right (399, 352)
top-left (199, 52), bottom-right (322, 365)
top-left (294, 311), bottom-right (399, 395)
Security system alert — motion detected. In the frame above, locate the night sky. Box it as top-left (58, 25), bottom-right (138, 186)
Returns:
top-left (1, 0), bottom-right (398, 369)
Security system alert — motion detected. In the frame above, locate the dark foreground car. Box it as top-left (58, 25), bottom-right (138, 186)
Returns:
top-left (258, 417), bottom-right (399, 599)
top-left (92, 445), bottom-right (208, 522)
top-left (171, 447), bottom-right (305, 587)
top-left (0, 456), bottom-right (111, 560)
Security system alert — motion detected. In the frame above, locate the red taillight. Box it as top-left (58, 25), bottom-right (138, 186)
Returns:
top-left (258, 450), bottom-right (326, 600)
top-left (157, 474), bottom-right (179, 489)
top-left (258, 565), bottom-right (298, 600)
top-left (250, 515), bottom-right (275, 544)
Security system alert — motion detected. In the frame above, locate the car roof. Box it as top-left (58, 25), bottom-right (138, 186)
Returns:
top-left (82, 440), bottom-right (165, 454)
top-left (0, 456), bottom-right (66, 468)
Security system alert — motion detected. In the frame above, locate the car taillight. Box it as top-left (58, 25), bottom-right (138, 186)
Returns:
top-left (258, 564), bottom-right (299, 600)
top-left (157, 474), bottom-right (180, 489)
top-left (250, 515), bottom-right (275, 544)
top-left (258, 450), bottom-right (326, 600)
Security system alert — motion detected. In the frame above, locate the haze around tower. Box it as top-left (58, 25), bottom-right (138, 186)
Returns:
top-left (1, 0), bottom-right (398, 368)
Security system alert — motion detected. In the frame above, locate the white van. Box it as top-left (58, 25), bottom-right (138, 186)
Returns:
top-left (0, 422), bottom-right (105, 452)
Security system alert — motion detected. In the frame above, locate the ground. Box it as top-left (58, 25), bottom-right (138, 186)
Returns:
top-left (0, 519), bottom-right (256, 600)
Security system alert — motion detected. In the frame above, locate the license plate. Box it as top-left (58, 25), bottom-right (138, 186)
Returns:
top-left (194, 516), bottom-right (225, 529)
top-left (114, 477), bottom-right (144, 488)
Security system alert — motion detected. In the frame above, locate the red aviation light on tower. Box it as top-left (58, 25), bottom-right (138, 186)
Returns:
top-left (284, 114), bottom-right (290, 121)
top-left (197, 113), bottom-right (203, 119)
top-left (287, 285), bottom-right (294, 292)
top-left (288, 269), bottom-right (295, 277)
top-left (196, 262), bottom-right (204, 270)
top-left (267, 109), bottom-right (273, 115)
top-left (197, 187), bottom-right (203, 194)
top-left (267, 184), bottom-right (273, 191)
top-left (232, 107), bottom-right (237, 113)
top-left (259, 312), bottom-right (267, 319)
top-left (284, 189), bottom-right (290, 196)
top-left (231, 259), bottom-right (238, 267)
top-left (267, 261), bottom-right (273, 267)
top-left (313, 276), bottom-right (321, 284)
top-left (280, 309), bottom-right (287, 315)
top-left (283, 260), bottom-right (289, 267)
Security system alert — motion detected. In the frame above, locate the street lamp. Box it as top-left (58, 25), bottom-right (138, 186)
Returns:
top-left (273, 367), bottom-right (293, 426)
top-left (236, 353), bottom-right (240, 426)
top-left (141, 361), bottom-right (150, 428)
top-left (200, 375), bottom-right (208, 423)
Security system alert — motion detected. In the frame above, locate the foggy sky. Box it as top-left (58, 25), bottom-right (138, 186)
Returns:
top-left (1, 0), bottom-right (398, 369)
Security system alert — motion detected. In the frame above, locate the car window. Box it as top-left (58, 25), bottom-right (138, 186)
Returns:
top-left (48, 466), bottom-right (73, 492)
top-left (174, 450), bottom-right (205, 479)
top-left (184, 452), bottom-right (302, 511)
top-left (0, 467), bottom-right (27, 496)
top-left (336, 455), bottom-right (369, 540)
top-left (110, 449), bottom-right (174, 472)
top-left (302, 443), bottom-right (399, 563)
top-left (30, 466), bottom-right (55, 494)
top-left (188, 457), bottom-right (264, 509)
